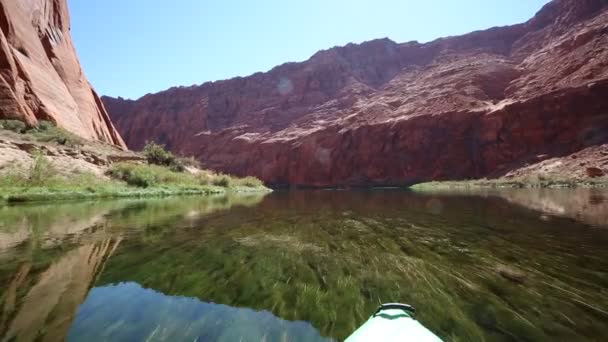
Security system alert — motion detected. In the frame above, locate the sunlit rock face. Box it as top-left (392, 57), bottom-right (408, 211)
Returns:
top-left (0, 0), bottom-right (125, 148)
top-left (104, 0), bottom-right (608, 186)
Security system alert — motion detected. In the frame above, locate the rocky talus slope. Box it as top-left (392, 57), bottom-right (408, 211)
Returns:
top-left (105, 0), bottom-right (608, 187)
top-left (0, 0), bottom-right (125, 148)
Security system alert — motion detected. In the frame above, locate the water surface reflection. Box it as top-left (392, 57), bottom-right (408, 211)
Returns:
top-left (69, 282), bottom-right (331, 342)
top-left (0, 190), bottom-right (607, 341)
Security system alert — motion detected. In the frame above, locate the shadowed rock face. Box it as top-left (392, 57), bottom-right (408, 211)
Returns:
top-left (0, 0), bottom-right (125, 148)
top-left (104, 0), bottom-right (608, 186)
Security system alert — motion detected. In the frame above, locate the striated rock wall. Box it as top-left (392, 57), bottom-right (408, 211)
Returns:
top-left (104, 0), bottom-right (608, 186)
top-left (0, 0), bottom-right (125, 148)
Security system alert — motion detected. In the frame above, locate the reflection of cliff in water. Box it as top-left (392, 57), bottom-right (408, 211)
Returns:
top-left (0, 194), bottom-right (268, 341)
top-left (1, 239), bottom-right (121, 341)
top-left (491, 188), bottom-right (608, 227)
top-left (0, 193), bottom-right (268, 251)
top-left (412, 188), bottom-right (608, 227)
top-left (0, 201), bottom-right (119, 250)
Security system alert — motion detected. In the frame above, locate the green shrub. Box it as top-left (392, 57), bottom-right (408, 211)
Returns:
top-left (169, 163), bottom-right (185, 173)
top-left (108, 163), bottom-right (155, 187)
top-left (0, 119), bottom-right (27, 133)
top-left (196, 171), bottom-right (214, 186)
top-left (212, 174), bottom-right (232, 187)
top-left (36, 121), bottom-right (55, 131)
top-left (234, 176), bottom-right (264, 188)
top-left (143, 141), bottom-right (174, 166)
top-left (0, 153), bottom-right (60, 187)
top-left (107, 163), bottom-right (256, 190)
top-left (0, 170), bottom-right (26, 188)
top-left (204, 172), bottom-right (263, 188)
top-left (142, 141), bottom-right (186, 172)
top-left (107, 162), bottom-right (196, 188)
top-left (29, 153), bottom-right (57, 186)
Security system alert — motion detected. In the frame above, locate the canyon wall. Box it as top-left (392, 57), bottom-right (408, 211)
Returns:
top-left (0, 0), bottom-right (125, 148)
top-left (105, 0), bottom-right (608, 186)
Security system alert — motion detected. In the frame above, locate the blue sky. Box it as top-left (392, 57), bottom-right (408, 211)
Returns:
top-left (69, 0), bottom-right (550, 99)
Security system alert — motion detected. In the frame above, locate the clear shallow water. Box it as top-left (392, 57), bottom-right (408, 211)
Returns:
top-left (69, 282), bottom-right (331, 342)
top-left (1, 189), bottom-right (607, 341)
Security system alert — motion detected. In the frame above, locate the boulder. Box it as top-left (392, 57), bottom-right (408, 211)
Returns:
top-left (586, 167), bottom-right (604, 178)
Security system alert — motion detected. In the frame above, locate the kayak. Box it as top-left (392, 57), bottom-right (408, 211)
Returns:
top-left (345, 303), bottom-right (443, 341)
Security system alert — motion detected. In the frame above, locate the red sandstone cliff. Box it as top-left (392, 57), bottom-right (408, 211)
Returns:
top-left (104, 0), bottom-right (608, 186)
top-left (0, 0), bottom-right (125, 148)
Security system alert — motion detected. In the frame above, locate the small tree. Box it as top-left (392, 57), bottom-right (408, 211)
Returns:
top-left (142, 141), bottom-right (184, 172)
top-left (143, 141), bottom-right (174, 165)
top-left (29, 152), bottom-right (57, 185)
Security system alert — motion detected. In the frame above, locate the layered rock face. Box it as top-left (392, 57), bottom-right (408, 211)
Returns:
top-left (0, 0), bottom-right (125, 148)
top-left (104, 0), bottom-right (608, 186)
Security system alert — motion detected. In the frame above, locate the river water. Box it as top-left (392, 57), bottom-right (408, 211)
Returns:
top-left (1, 189), bottom-right (607, 341)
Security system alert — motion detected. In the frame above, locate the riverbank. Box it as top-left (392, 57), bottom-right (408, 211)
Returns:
top-left (410, 177), bottom-right (608, 191)
top-left (412, 144), bottom-right (608, 191)
top-left (0, 121), bottom-right (270, 204)
top-left (0, 161), bottom-right (270, 204)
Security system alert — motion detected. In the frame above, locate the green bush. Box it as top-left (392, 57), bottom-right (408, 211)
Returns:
top-left (108, 163), bottom-right (157, 188)
top-left (212, 174), bottom-right (232, 187)
top-left (29, 153), bottom-right (58, 186)
top-left (0, 119), bottom-right (27, 133)
top-left (107, 162), bottom-right (196, 188)
top-left (196, 171), bottom-right (214, 186)
top-left (0, 153), bottom-right (61, 188)
top-left (36, 121), bottom-right (55, 131)
top-left (169, 163), bottom-right (185, 173)
top-left (234, 176), bottom-right (264, 188)
top-left (142, 141), bottom-right (185, 172)
top-left (143, 141), bottom-right (174, 166)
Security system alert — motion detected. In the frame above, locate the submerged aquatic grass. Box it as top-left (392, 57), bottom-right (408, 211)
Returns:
top-left (1, 190), bottom-right (607, 341)
top-left (95, 191), bottom-right (608, 341)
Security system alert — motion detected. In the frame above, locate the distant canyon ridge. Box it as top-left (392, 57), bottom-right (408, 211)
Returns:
top-left (104, 0), bottom-right (608, 186)
top-left (2, 0), bottom-right (606, 187)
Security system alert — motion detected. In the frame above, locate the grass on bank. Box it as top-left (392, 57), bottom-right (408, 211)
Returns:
top-left (410, 175), bottom-right (608, 191)
top-left (107, 162), bottom-right (264, 189)
top-left (0, 119), bottom-right (84, 146)
top-left (0, 149), bottom-right (267, 204)
top-left (133, 141), bottom-right (264, 189)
